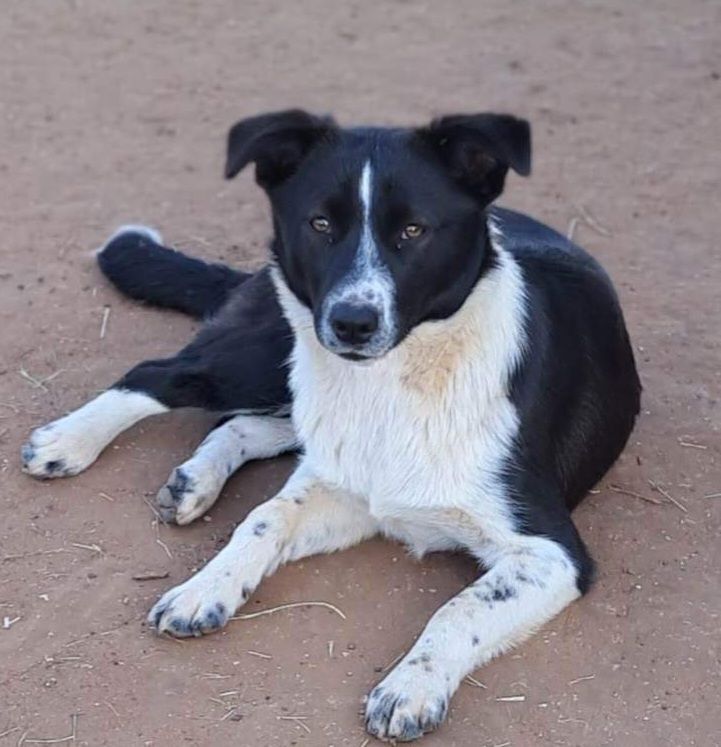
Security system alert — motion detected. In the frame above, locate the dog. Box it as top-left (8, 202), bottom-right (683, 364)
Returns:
top-left (21, 109), bottom-right (641, 742)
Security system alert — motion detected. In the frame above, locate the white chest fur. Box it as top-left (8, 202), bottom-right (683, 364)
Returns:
top-left (272, 244), bottom-right (528, 556)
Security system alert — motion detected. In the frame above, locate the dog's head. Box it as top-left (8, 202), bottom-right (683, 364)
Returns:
top-left (225, 110), bottom-right (531, 360)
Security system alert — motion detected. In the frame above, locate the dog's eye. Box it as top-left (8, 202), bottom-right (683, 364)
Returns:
top-left (400, 223), bottom-right (425, 241)
top-left (310, 216), bottom-right (331, 234)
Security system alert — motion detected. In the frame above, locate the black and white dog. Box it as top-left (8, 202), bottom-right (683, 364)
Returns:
top-left (21, 110), bottom-right (641, 742)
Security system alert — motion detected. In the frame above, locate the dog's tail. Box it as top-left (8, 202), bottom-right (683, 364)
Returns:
top-left (96, 225), bottom-right (250, 319)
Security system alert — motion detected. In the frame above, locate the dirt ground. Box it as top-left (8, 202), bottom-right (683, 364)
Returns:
top-left (1, 1), bottom-right (719, 745)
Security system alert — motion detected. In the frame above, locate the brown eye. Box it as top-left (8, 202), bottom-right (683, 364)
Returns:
top-left (400, 223), bottom-right (425, 241)
top-left (310, 216), bottom-right (331, 233)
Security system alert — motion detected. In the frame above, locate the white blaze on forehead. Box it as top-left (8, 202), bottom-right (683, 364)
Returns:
top-left (360, 160), bottom-right (373, 223)
top-left (357, 160), bottom-right (377, 267)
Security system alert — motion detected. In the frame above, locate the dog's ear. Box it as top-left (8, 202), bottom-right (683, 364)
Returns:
top-left (419, 113), bottom-right (531, 203)
top-left (225, 109), bottom-right (336, 188)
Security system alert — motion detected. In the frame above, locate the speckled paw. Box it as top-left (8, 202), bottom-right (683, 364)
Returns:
top-left (365, 663), bottom-right (450, 742)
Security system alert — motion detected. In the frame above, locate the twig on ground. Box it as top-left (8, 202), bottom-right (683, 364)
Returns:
top-left (705, 492), bottom-right (721, 499)
top-left (154, 536), bottom-right (173, 560)
top-left (142, 496), bottom-right (173, 559)
top-left (19, 368), bottom-right (49, 392)
top-left (99, 306), bottom-right (111, 339)
top-left (142, 495), bottom-right (163, 522)
top-left (678, 439), bottom-right (707, 450)
top-left (246, 650), bottom-right (272, 660)
top-left (20, 714), bottom-right (77, 744)
top-left (574, 203), bottom-right (612, 237)
top-left (568, 673), bottom-right (596, 686)
top-left (567, 217), bottom-right (580, 241)
top-left (3, 549), bottom-right (70, 563)
top-left (231, 600), bottom-right (346, 622)
top-left (277, 715), bottom-right (311, 735)
top-left (19, 368), bottom-right (64, 393)
top-left (41, 371), bottom-right (64, 384)
top-left (70, 543), bottom-right (103, 556)
top-left (104, 702), bottom-right (121, 725)
top-left (43, 656), bottom-right (82, 666)
top-left (188, 235), bottom-right (212, 247)
top-left (608, 484), bottom-right (662, 505)
top-left (464, 674), bottom-right (487, 689)
top-left (648, 480), bottom-right (688, 513)
top-left (131, 571), bottom-right (169, 581)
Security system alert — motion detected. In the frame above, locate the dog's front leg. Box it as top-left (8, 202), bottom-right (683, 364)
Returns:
top-left (154, 414), bottom-right (298, 525)
top-left (148, 463), bottom-right (378, 637)
top-left (365, 537), bottom-right (582, 742)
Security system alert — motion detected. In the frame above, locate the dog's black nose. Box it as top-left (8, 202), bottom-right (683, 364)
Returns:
top-left (330, 303), bottom-right (379, 345)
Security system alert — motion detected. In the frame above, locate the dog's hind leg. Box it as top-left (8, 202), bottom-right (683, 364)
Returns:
top-left (21, 387), bottom-right (169, 479)
top-left (21, 352), bottom-right (229, 480)
top-left (22, 261), bottom-right (292, 480)
top-left (155, 414), bottom-right (298, 525)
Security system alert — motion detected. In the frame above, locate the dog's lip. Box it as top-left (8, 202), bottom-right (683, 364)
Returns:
top-left (339, 351), bottom-right (373, 362)
top-left (315, 327), bottom-right (391, 362)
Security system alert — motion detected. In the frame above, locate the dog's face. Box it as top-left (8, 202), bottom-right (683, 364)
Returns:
top-left (225, 110), bottom-right (531, 360)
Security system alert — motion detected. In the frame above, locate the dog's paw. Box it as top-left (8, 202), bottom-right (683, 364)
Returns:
top-left (147, 572), bottom-right (240, 637)
top-left (154, 465), bottom-right (224, 525)
top-left (21, 419), bottom-right (101, 479)
top-left (365, 659), bottom-right (451, 742)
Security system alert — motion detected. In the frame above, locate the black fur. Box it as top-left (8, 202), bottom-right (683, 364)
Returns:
top-left (98, 230), bottom-right (249, 319)
top-left (112, 264), bottom-right (292, 414)
top-left (493, 208), bottom-right (641, 592)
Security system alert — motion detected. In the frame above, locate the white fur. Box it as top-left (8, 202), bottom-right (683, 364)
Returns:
top-left (22, 389), bottom-right (167, 478)
top-left (94, 224), bottom-right (163, 256)
top-left (318, 161), bottom-right (397, 356)
top-left (155, 415), bottom-right (297, 525)
top-left (277, 240), bottom-right (527, 561)
top-left (151, 235), bottom-right (582, 740)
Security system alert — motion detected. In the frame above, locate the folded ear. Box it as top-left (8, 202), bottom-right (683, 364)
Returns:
top-left (419, 113), bottom-right (531, 203)
top-left (225, 109), bottom-right (336, 188)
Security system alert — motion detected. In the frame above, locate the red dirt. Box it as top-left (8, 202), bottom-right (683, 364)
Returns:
top-left (1, 1), bottom-right (719, 745)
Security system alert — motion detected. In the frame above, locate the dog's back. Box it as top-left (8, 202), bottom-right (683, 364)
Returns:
top-left (492, 207), bottom-right (641, 511)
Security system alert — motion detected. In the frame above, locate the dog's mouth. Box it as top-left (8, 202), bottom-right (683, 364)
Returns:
top-left (338, 351), bottom-right (379, 364)
top-left (315, 319), bottom-right (396, 362)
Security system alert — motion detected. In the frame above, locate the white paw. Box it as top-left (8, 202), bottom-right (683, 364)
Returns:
top-left (154, 464), bottom-right (225, 525)
top-left (21, 419), bottom-right (103, 479)
top-left (148, 570), bottom-right (246, 638)
top-left (365, 655), bottom-right (451, 742)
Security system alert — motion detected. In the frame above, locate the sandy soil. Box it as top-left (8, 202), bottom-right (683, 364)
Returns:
top-left (1, 1), bottom-right (720, 745)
